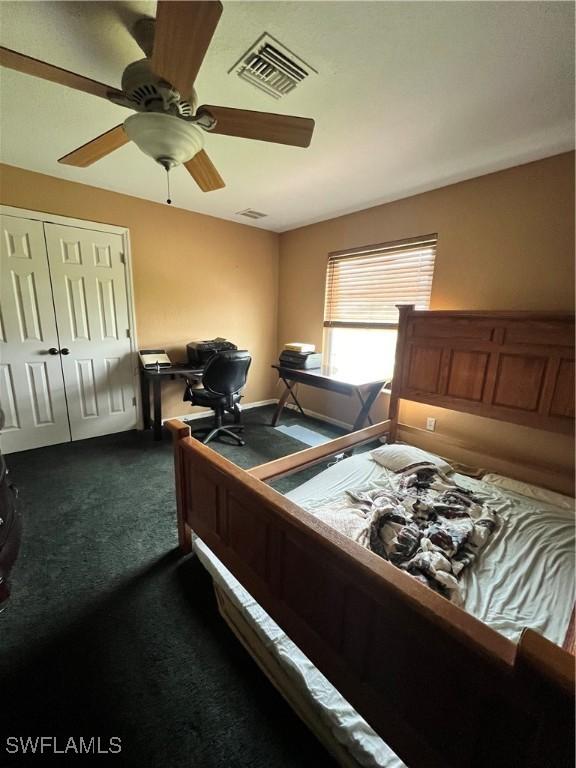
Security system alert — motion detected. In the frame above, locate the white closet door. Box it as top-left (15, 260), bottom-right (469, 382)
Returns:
top-left (0, 215), bottom-right (71, 452)
top-left (44, 223), bottom-right (136, 441)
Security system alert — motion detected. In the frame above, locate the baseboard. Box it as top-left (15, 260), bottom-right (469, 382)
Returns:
top-left (164, 399), bottom-right (277, 424)
top-left (284, 403), bottom-right (352, 431)
top-left (167, 399), bottom-right (354, 431)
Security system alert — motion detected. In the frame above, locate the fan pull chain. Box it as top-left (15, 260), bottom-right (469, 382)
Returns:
top-left (165, 167), bottom-right (172, 205)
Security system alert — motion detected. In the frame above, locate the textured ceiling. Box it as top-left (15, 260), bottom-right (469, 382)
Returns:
top-left (0, 1), bottom-right (574, 232)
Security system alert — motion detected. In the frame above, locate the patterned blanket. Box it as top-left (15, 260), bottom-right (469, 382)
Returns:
top-left (347, 465), bottom-right (498, 602)
top-left (304, 462), bottom-right (499, 603)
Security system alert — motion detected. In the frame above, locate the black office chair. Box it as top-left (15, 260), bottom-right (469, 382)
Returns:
top-left (184, 350), bottom-right (252, 446)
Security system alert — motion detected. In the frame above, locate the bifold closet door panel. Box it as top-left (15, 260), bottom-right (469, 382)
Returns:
top-left (43, 223), bottom-right (136, 441)
top-left (0, 215), bottom-right (71, 452)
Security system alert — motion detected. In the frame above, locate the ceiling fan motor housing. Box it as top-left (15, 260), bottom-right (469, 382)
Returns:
top-left (121, 59), bottom-right (196, 118)
top-left (123, 112), bottom-right (205, 167)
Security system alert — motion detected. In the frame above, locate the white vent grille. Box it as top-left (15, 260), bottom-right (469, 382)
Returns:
top-left (236, 209), bottom-right (268, 220)
top-left (229, 33), bottom-right (317, 99)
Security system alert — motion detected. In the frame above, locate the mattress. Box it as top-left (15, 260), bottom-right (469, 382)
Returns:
top-left (193, 452), bottom-right (575, 768)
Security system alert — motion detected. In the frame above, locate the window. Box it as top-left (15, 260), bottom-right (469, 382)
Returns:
top-left (323, 234), bottom-right (437, 381)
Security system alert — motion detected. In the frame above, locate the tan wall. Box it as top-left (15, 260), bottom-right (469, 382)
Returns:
top-left (277, 152), bottom-right (575, 490)
top-left (0, 163), bottom-right (279, 420)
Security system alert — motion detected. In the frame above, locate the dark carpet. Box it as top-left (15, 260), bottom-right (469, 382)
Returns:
top-left (0, 406), bottom-right (346, 768)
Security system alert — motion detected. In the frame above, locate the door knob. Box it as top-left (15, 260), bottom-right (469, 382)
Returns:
top-left (60, 348), bottom-right (70, 355)
top-left (48, 347), bottom-right (59, 355)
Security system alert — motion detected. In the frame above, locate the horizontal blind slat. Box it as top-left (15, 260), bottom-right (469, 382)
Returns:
top-left (328, 286), bottom-right (434, 291)
top-left (325, 295), bottom-right (434, 305)
top-left (328, 238), bottom-right (437, 261)
top-left (330, 269), bottom-right (433, 284)
top-left (327, 259), bottom-right (435, 273)
top-left (328, 270), bottom-right (435, 282)
top-left (326, 249), bottom-right (435, 263)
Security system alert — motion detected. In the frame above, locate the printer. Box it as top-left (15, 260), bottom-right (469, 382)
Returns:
top-left (187, 338), bottom-right (237, 365)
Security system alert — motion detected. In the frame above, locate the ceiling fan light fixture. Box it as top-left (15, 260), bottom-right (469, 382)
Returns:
top-left (123, 112), bottom-right (204, 167)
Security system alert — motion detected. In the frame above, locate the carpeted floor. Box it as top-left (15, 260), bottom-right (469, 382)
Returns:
top-left (0, 406), bottom-right (346, 767)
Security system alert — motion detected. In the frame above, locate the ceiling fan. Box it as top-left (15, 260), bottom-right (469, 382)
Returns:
top-left (0, 1), bottom-right (315, 194)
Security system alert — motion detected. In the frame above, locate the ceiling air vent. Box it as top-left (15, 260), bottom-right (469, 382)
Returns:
top-left (229, 33), bottom-right (317, 100)
top-left (236, 209), bottom-right (268, 220)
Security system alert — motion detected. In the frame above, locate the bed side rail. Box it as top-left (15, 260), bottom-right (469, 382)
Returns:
top-left (168, 420), bottom-right (574, 768)
top-left (249, 419), bottom-right (392, 481)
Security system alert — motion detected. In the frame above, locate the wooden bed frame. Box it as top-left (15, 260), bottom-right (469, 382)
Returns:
top-left (168, 306), bottom-right (575, 768)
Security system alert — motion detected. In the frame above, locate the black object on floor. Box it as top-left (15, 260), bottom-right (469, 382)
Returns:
top-left (0, 406), bottom-right (343, 768)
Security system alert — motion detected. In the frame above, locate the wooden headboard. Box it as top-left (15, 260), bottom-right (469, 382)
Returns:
top-left (389, 305), bottom-right (575, 436)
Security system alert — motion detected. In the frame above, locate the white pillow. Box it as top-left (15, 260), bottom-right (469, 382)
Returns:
top-left (482, 473), bottom-right (575, 511)
top-left (370, 443), bottom-right (453, 474)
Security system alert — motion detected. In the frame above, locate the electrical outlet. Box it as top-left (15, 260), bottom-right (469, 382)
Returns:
top-left (426, 417), bottom-right (436, 432)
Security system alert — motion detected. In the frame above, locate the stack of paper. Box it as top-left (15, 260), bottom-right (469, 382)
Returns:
top-left (283, 342), bottom-right (316, 353)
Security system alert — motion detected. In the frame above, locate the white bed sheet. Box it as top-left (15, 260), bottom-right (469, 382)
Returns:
top-left (193, 452), bottom-right (575, 768)
top-left (287, 454), bottom-right (575, 646)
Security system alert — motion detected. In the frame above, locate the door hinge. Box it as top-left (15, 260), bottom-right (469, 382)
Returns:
top-left (126, 328), bottom-right (131, 338)
top-left (132, 396), bottom-right (137, 407)
top-left (120, 252), bottom-right (126, 264)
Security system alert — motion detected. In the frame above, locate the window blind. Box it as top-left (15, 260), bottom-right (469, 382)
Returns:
top-left (323, 234), bottom-right (437, 327)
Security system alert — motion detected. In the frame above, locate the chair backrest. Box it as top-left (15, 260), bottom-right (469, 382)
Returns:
top-left (202, 350), bottom-right (252, 397)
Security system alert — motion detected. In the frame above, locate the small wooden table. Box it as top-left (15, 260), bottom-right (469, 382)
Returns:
top-left (140, 363), bottom-right (204, 441)
top-left (271, 364), bottom-right (388, 431)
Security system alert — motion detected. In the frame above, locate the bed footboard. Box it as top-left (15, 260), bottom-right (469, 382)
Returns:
top-left (168, 420), bottom-right (574, 768)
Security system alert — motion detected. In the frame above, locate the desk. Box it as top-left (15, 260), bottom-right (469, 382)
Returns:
top-left (271, 365), bottom-right (388, 431)
top-left (140, 363), bottom-right (204, 440)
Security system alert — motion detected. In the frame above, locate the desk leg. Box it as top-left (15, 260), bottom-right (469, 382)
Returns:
top-left (355, 390), bottom-right (374, 427)
top-left (153, 377), bottom-right (162, 440)
top-left (271, 384), bottom-right (292, 426)
top-left (352, 384), bottom-right (382, 431)
top-left (272, 379), bottom-right (306, 425)
top-left (141, 374), bottom-right (151, 430)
